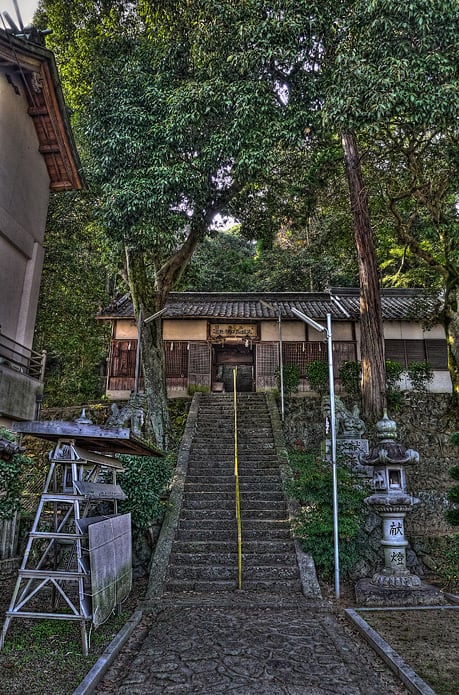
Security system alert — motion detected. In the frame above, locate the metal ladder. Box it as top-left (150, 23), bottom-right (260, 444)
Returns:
top-left (0, 439), bottom-right (126, 655)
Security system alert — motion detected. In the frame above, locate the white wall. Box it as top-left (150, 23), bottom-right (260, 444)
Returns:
top-left (0, 67), bottom-right (50, 349)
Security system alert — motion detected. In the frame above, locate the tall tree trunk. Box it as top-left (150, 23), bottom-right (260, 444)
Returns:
top-left (341, 130), bottom-right (386, 422)
top-left (124, 222), bottom-right (205, 448)
top-left (125, 250), bottom-right (170, 450)
top-left (442, 273), bottom-right (459, 409)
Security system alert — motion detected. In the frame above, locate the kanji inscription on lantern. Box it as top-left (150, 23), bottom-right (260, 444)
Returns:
top-left (389, 521), bottom-right (404, 536)
top-left (390, 551), bottom-right (405, 566)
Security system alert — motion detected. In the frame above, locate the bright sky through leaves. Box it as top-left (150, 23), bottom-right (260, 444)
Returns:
top-left (2, 0), bottom-right (38, 26)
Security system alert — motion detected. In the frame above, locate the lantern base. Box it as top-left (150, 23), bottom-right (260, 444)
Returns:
top-left (371, 570), bottom-right (421, 588)
top-left (355, 578), bottom-right (446, 607)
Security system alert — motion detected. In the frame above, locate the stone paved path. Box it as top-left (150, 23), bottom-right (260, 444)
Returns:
top-left (95, 595), bottom-right (408, 695)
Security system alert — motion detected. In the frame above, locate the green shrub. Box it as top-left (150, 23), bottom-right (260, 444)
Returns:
top-left (277, 364), bottom-right (301, 395)
top-left (304, 360), bottom-right (329, 395)
top-left (187, 384), bottom-right (210, 396)
top-left (287, 448), bottom-right (368, 580)
top-left (445, 435), bottom-right (459, 528)
top-left (338, 361), bottom-right (361, 402)
top-left (0, 429), bottom-right (35, 519)
top-left (407, 361), bottom-right (433, 393)
top-left (385, 359), bottom-right (404, 410)
top-left (117, 454), bottom-right (173, 530)
top-left (428, 535), bottom-right (459, 591)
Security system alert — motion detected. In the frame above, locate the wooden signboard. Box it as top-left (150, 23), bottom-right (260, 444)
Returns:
top-left (210, 323), bottom-right (257, 339)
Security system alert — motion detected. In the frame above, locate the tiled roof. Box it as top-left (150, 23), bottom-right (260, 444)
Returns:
top-left (98, 289), bottom-right (441, 322)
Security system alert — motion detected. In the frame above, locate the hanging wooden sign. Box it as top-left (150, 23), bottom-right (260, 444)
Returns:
top-left (210, 323), bottom-right (258, 339)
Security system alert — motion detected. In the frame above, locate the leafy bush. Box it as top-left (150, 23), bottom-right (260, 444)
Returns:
top-left (0, 429), bottom-right (34, 519)
top-left (277, 364), bottom-right (301, 395)
top-left (445, 433), bottom-right (459, 527)
top-left (304, 360), bottom-right (329, 395)
top-left (385, 359), bottom-right (404, 409)
top-left (428, 535), bottom-right (459, 591)
top-left (406, 361), bottom-right (433, 393)
top-left (338, 361), bottom-right (361, 402)
top-left (287, 448), bottom-right (368, 580)
top-left (187, 384), bottom-right (210, 396)
top-left (117, 454), bottom-right (173, 530)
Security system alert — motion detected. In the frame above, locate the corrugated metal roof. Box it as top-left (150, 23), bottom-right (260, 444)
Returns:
top-left (98, 289), bottom-right (441, 322)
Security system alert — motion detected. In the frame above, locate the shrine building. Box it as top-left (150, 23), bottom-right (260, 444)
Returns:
top-left (97, 288), bottom-right (450, 399)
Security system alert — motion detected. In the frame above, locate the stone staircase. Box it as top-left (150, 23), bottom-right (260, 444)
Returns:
top-left (164, 392), bottom-right (302, 594)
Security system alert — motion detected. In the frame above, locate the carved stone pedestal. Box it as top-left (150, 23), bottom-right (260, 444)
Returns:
top-left (355, 577), bottom-right (445, 607)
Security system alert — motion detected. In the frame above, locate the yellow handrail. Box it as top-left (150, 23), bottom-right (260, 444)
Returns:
top-left (233, 367), bottom-right (242, 589)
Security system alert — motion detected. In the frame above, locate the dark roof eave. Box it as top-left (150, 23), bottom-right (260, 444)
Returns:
top-left (0, 28), bottom-right (84, 191)
top-left (97, 289), bottom-right (441, 323)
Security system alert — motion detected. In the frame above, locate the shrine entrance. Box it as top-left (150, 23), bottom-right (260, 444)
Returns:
top-left (213, 344), bottom-right (254, 392)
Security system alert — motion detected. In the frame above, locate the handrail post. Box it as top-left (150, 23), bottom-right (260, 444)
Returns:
top-left (233, 367), bottom-right (242, 589)
top-left (40, 350), bottom-right (47, 382)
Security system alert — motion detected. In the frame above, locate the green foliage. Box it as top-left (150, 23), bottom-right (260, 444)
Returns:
top-left (117, 454), bottom-right (173, 531)
top-left (187, 384), bottom-right (211, 396)
top-left (445, 510), bottom-right (459, 526)
top-left (338, 361), bottom-right (362, 402)
top-left (0, 430), bottom-right (34, 520)
top-left (277, 364), bottom-right (301, 395)
top-left (179, 229), bottom-right (256, 292)
top-left (407, 361), bottom-right (434, 393)
top-left (385, 359), bottom-right (404, 409)
top-left (304, 360), bottom-right (329, 395)
top-left (428, 535), bottom-right (459, 591)
top-left (167, 398), bottom-right (191, 451)
top-left (34, 192), bottom-right (112, 408)
top-left (445, 435), bottom-right (459, 528)
top-left (448, 465), bottom-right (459, 482)
top-left (287, 448), bottom-right (368, 580)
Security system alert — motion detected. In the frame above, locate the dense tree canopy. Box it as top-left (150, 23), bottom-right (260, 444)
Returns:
top-left (34, 192), bottom-right (111, 407)
top-left (35, 0), bottom-right (459, 429)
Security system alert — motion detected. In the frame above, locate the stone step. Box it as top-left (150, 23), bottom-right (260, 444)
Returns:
top-left (179, 507), bottom-right (287, 520)
top-left (181, 499), bottom-right (286, 512)
top-left (184, 482), bottom-right (282, 493)
top-left (169, 552), bottom-right (298, 567)
top-left (163, 578), bottom-right (302, 594)
top-left (175, 530), bottom-right (238, 543)
top-left (183, 491), bottom-right (285, 502)
top-left (178, 518), bottom-right (289, 531)
top-left (185, 474), bottom-right (282, 484)
top-left (163, 579), bottom-right (237, 593)
top-left (187, 459), bottom-right (280, 468)
top-left (188, 446), bottom-right (277, 456)
top-left (185, 467), bottom-right (281, 477)
top-left (240, 579), bottom-right (302, 593)
top-left (195, 426), bottom-right (272, 434)
top-left (171, 540), bottom-right (295, 554)
top-left (175, 528), bottom-right (292, 543)
top-left (168, 564), bottom-right (299, 581)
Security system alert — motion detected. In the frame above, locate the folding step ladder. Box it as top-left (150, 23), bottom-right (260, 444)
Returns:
top-left (0, 439), bottom-right (127, 655)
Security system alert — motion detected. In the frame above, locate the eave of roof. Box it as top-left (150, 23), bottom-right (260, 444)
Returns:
top-left (0, 28), bottom-right (84, 192)
top-left (98, 289), bottom-right (440, 323)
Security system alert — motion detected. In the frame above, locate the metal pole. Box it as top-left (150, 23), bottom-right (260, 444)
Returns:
top-left (326, 313), bottom-right (340, 600)
top-left (278, 313), bottom-right (284, 422)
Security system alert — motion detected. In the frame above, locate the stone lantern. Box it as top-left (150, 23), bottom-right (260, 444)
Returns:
top-left (356, 411), bottom-right (445, 606)
top-left (362, 410), bottom-right (421, 588)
